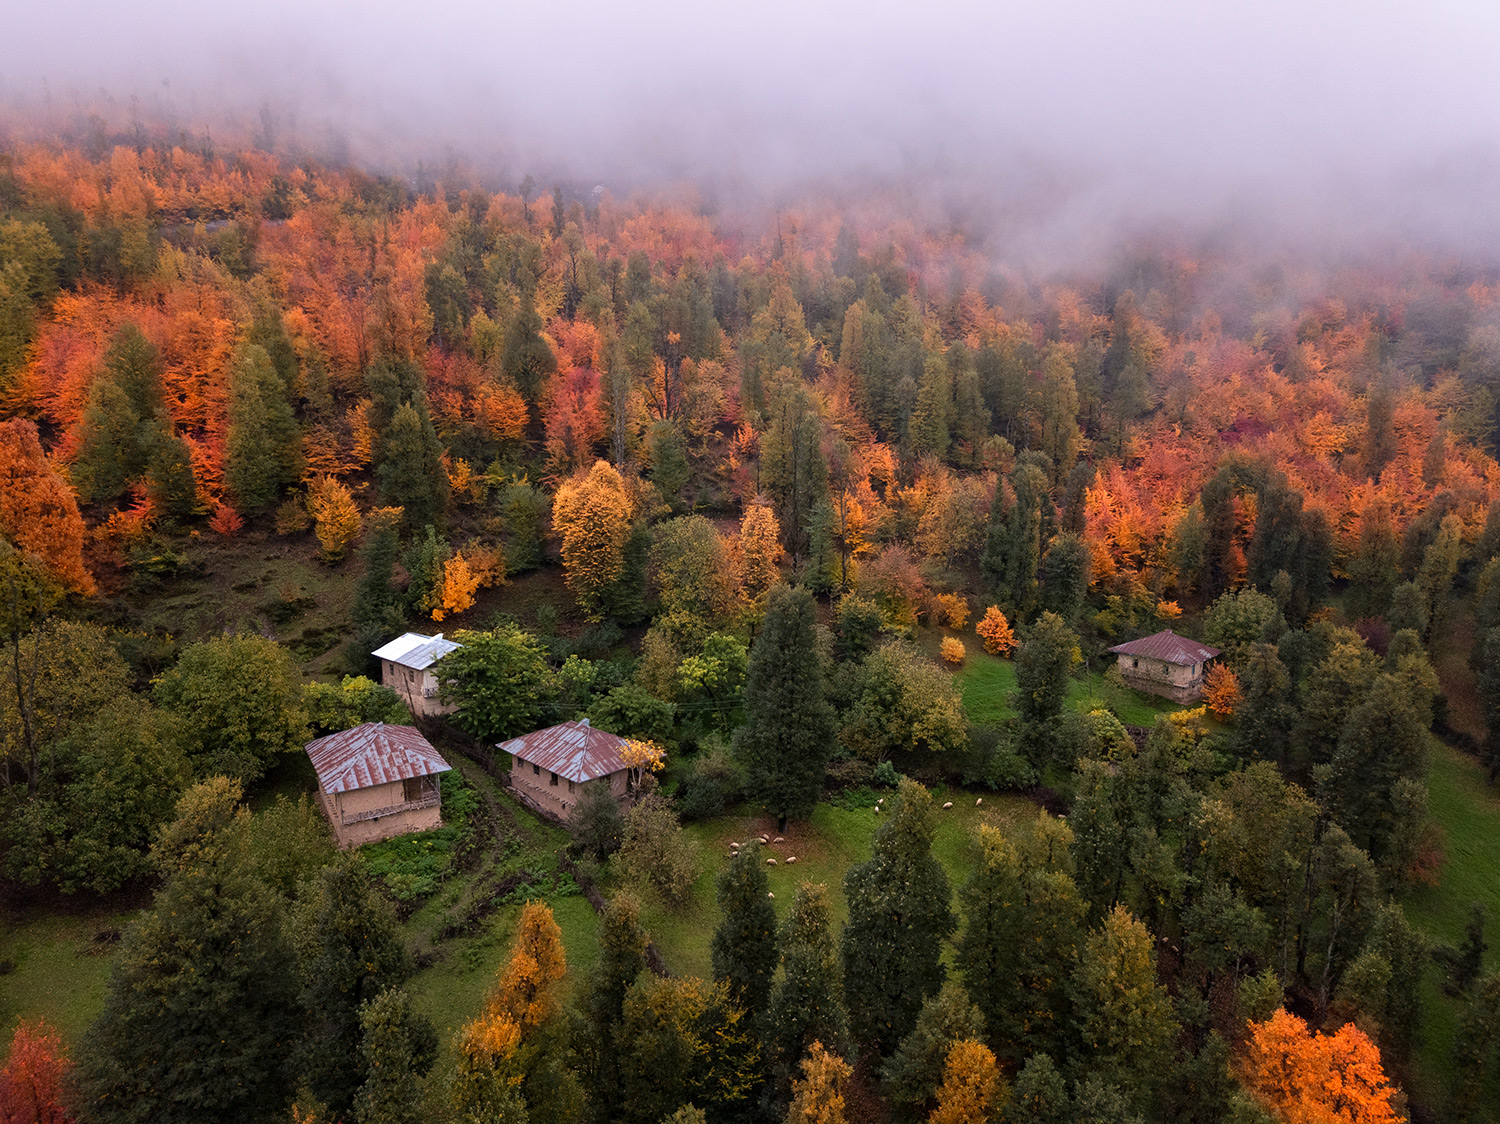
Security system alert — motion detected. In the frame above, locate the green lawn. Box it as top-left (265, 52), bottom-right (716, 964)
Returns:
top-left (1401, 738), bottom-right (1500, 1120)
top-left (627, 790), bottom-right (1032, 980)
top-left (954, 646), bottom-right (1186, 729)
top-left (0, 899), bottom-right (140, 1046)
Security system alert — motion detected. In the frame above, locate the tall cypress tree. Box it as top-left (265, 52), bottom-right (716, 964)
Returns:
top-left (292, 857), bottom-right (415, 1119)
top-left (352, 987), bottom-right (438, 1124)
top-left (960, 816), bottom-right (1085, 1063)
top-left (73, 780), bottom-right (297, 1124)
top-left (841, 778), bottom-right (955, 1055)
top-left (377, 401), bottom-right (447, 530)
top-left (580, 894), bottom-right (648, 1124)
top-left (710, 848), bottom-right (778, 1023)
top-left (732, 585), bottom-right (835, 832)
top-left (768, 883), bottom-right (848, 1099)
top-left (226, 344), bottom-right (300, 514)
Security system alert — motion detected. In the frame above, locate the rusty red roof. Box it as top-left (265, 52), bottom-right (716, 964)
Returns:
top-left (306, 722), bottom-right (452, 795)
top-left (499, 719), bottom-right (628, 783)
top-left (1107, 629), bottom-right (1220, 665)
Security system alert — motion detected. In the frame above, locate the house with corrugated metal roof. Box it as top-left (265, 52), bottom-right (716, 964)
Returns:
top-left (498, 719), bottom-right (631, 822)
top-left (1107, 629), bottom-right (1222, 704)
top-left (306, 722), bottom-right (453, 847)
top-left (371, 632), bottom-right (461, 717)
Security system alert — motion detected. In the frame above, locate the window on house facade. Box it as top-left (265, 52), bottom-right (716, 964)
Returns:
top-left (1131, 657), bottom-right (1138, 669)
top-left (568, 780), bottom-right (575, 793)
top-left (532, 762), bottom-right (540, 775)
top-left (550, 771), bottom-right (559, 787)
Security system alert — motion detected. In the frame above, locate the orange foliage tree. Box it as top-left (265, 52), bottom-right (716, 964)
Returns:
top-left (543, 367), bottom-right (606, 478)
top-left (0, 419), bottom-right (94, 595)
top-left (975, 606), bottom-right (1016, 656)
top-left (0, 1019), bottom-right (72, 1124)
top-left (1203, 662), bottom-right (1242, 719)
top-left (1245, 1009), bottom-right (1403, 1124)
top-left (940, 637), bottom-right (967, 666)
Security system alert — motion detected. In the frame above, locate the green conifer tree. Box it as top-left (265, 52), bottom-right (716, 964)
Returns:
top-left (1003, 1053), bottom-right (1069, 1124)
top-left (292, 857), bottom-right (415, 1118)
top-left (733, 585), bottom-right (835, 832)
top-left (710, 848), bottom-right (778, 1023)
top-left (352, 988), bottom-right (438, 1124)
top-left (842, 778), bottom-right (955, 1055)
top-left (768, 883), bottom-right (848, 1099)
top-left (881, 980), bottom-right (986, 1111)
top-left (579, 894), bottom-right (648, 1124)
top-left (377, 401), bottom-right (447, 530)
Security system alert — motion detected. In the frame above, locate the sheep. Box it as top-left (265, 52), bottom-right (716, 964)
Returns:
top-left (786, 856), bottom-right (798, 864)
top-left (976, 797), bottom-right (983, 806)
top-left (773, 836), bottom-right (785, 844)
top-left (942, 801), bottom-right (954, 809)
top-left (767, 892), bottom-right (775, 899)
top-left (767, 858), bottom-right (777, 865)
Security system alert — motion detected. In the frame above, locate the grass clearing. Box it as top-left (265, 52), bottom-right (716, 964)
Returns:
top-left (0, 898), bottom-right (141, 1046)
top-left (954, 646), bottom-right (1186, 729)
top-left (1401, 738), bottom-right (1500, 1120)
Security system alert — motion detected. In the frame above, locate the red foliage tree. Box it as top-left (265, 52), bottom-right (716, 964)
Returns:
top-left (0, 419), bottom-right (94, 594)
top-left (0, 1019), bottom-right (73, 1124)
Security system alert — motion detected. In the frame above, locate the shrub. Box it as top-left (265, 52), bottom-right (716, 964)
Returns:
top-left (932, 592), bottom-right (970, 630)
top-left (974, 606), bottom-right (1016, 656)
top-left (939, 637), bottom-right (966, 665)
top-left (618, 791), bottom-right (697, 907)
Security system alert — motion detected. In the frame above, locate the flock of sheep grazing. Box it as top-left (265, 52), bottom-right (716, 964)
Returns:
top-left (726, 796), bottom-right (989, 899)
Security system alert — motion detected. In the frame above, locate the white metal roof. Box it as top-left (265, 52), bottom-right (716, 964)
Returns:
top-left (370, 632), bottom-right (461, 671)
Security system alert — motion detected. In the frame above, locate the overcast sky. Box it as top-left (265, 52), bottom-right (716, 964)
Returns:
top-left (6, 0), bottom-right (1500, 255)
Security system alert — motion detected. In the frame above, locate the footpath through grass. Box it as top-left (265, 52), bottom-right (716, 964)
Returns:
top-left (1401, 739), bottom-right (1500, 1120)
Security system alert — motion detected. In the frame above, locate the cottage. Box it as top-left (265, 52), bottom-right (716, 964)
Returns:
top-left (306, 722), bottom-right (452, 848)
top-left (1107, 628), bottom-right (1222, 704)
top-left (499, 719), bottom-right (632, 822)
top-left (371, 632), bottom-right (461, 717)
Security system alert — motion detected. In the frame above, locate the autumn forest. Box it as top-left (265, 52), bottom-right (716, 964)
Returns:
top-left (2, 110), bottom-right (1500, 1124)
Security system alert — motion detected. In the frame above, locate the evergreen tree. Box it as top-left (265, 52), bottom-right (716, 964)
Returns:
top-left (1069, 905), bottom-right (1177, 1113)
top-left (1477, 625), bottom-right (1500, 781)
top-left (881, 981), bottom-right (986, 1112)
top-left (73, 780), bottom-right (296, 1124)
top-left (909, 355), bottom-right (951, 459)
top-left (710, 848), bottom-right (778, 1023)
top-left (1002, 1053), bottom-right (1069, 1124)
top-left (959, 816), bottom-right (1085, 1063)
top-left (1234, 643), bottom-right (1295, 766)
top-left (144, 425), bottom-right (198, 520)
top-left (1014, 612), bottom-right (1081, 765)
top-left (226, 343), bottom-right (300, 514)
top-left (769, 884), bottom-right (848, 1098)
top-left (842, 778), bottom-right (955, 1055)
top-left (733, 585), bottom-right (835, 831)
top-left (73, 378), bottom-right (140, 502)
top-left (1292, 637), bottom-right (1378, 773)
top-left (1324, 673), bottom-right (1430, 864)
top-left (350, 507), bottom-right (406, 658)
top-left (292, 856), bottom-right (415, 1119)
top-left (502, 280), bottom-right (557, 406)
top-left (579, 894), bottom-right (648, 1124)
top-left (1038, 532), bottom-right (1090, 626)
top-left (377, 401), bottom-right (447, 530)
top-left (352, 988), bottom-right (438, 1124)
top-left (1348, 501), bottom-right (1401, 620)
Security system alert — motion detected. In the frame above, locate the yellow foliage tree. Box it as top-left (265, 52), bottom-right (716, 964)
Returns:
top-left (940, 637), bottom-right (966, 666)
top-left (738, 501), bottom-right (783, 602)
top-left (974, 606), bottom-right (1016, 656)
top-left (620, 738), bottom-right (667, 787)
top-left (930, 1038), bottom-right (1006, 1124)
top-left (306, 475), bottom-right (361, 561)
top-left (552, 460), bottom-right (633, 620)
top-left (933, 593), bottom-right (970, 630)
top-left (431, 551), bottom-right (482, 622)
top-left (490, 900), bottom-right (568, 1031)
top-left (787, 1040), bottom-right (852, 1124)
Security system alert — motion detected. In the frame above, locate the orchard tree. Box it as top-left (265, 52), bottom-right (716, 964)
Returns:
top-left (841, 642), bottom-right (969, 763)
top-left (153, 634), bottom-right (308, 783)
top-left (843, 778), bottom-right (955, 1054)
top-left (733, 585), bottom-right (835, 831)
top-left (438, 624), bottom-right (553, 741)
